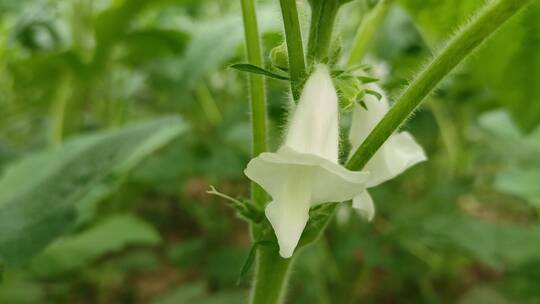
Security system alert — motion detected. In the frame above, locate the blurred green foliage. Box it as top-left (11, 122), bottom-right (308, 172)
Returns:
top-left (0, 0), bottom-right (539, 303)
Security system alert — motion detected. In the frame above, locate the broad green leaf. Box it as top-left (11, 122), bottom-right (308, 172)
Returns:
top-left (93, 0), bottom-right (151, 65)
top-left (120, 29), bottom-right (190, 65)
top-left (28, 214), bottom-right (160, 277)
top-left (0, 116), bottom-right (186, 266)
top-left (422, 216), bottom-right (540, 269)
top-left (471, 3), bottom-right (540, 132)
top-left (477, 110), bottom-right (540, 207)
top-left (398, 0), bottom-right (540, 132)
top-left (477, 110), bottom-right (540, 163)
top-left (93, 0), bottom-right (183, 66)
top-left (495, 167), bottom-right (540, 208)
top-left (156, 8), bottom-right (280, 90)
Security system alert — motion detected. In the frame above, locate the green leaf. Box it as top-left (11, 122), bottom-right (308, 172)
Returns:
top-left (422, 216), bottom-right (540, 269)
top-left (230, 63), bottom-right (290, 80)
top-left (0, 116), bottom-right (186, 267)
top-left (121, 29), bottom-right (190, 65)
top-left (477, 110), bottom-right (540, 163)
top-left (163, 9), bottom-right (280, 90)
top-left (28, 214), bottom-right (161, 277)
top-left (495, 167), bottom-right (540, 208)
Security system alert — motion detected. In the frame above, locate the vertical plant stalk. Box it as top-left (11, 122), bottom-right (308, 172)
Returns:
top-left (250, 1), bottom-right (351, 302)
top-left (239, 1), bottom-right (291, 303)
top-left (347, 0), bottom-right (393, 66)
top-left (346, 0), bottom-right (534, 171)
top-left (250, 245), bottom-right (293, 304)
top-left (279, 0), bottom-right (307, 101)
top-left (240, 0), bottom-right (268, 209)
top-left (306, 0), bottom-right (341, 63)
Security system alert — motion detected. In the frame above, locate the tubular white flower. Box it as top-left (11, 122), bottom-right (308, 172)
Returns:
top-left (244, 65), bottom-right (369, 258)
top-left (349, 85), bottom-right (427, 221)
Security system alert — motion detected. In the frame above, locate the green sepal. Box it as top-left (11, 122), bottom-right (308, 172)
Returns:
top-left (348, 63), bottom-right (372, 72)
top-left (334, 75), bottom-right (363, 112)
top-left (365, 89), bottom-right (383, 100)
top-left (298, 202), bottom-right (339, 248)
top-left (358, 100), bottom-right (368, 110)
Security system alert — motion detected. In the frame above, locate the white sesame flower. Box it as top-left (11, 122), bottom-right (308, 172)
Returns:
top-left (244, 65), bottom-right (369, 258)
top-left (349, 86), bottom-right (427, 221)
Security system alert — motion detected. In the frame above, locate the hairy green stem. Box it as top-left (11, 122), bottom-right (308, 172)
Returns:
top-left (240, 0), bottom-right (268, 208)
top-left (306, 0), bottom-right (341, 63)
top-left (279, 0), bottom-right (307, 101)
top-left (347, 0), bottom-right (393, 66)
top-left (250, 246), bottom-right (293, 304)
top-left (240, 1), bottom-right (292, 303)
top-left (346, 0), bottom-right (533, 171)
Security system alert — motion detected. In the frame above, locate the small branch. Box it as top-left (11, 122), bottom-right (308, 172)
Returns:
top-left (306, 0), bottom-right (341, 64)
top-left (249, 244), bottom-right (293, 304)
top-left (279, 0), bottom-right (307, 101)
top-left (346, 0), bottom-right (534, 171)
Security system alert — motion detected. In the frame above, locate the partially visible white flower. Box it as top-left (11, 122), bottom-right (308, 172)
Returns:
top-left (244, 65), bottom-right (369, 258)
top-left (349, 86), bottom-right (427, 221)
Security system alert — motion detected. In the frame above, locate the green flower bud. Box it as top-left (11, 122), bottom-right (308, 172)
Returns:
top-left (270, 42), bottom-right (288, 70)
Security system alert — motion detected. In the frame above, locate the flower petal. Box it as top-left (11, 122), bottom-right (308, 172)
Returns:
top-left (285, 64), bottom-right (339, 162)
top-left (364, 132), bottom-right (427, 187)
top-left (245, 147), bottom-right (369, 205)
top-left (348, 89), bottom-right (389, 149)
top-left (244, 147), bottom-right (370, 258)
top-left (264, 170), bottom-right (313, 258)
top-left (352, 190), bottom-right (375, 221)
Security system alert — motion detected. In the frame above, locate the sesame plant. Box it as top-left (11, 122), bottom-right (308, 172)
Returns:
top-left (0, 0), bottom-right (539, 303)
top-left (233, 0), bottom-right (535, 303)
